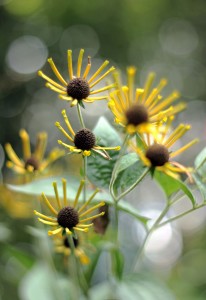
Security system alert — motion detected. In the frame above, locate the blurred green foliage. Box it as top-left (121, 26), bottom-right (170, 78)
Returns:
top-left (1, 0), bottom-right (206, 299)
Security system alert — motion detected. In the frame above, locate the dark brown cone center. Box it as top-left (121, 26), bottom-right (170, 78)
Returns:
top-left (125, 104), bottom-right (149, 126)
top-left (146, 144), bottom-right (169, 167)
top-left (25, 156), bottom-right (39, 170)
top-left (74, 128), bottom-right (96, 151)
top-left (67, 77), bottom-right (90, 100)
top-left (57, 206), bottom-right (79, 229)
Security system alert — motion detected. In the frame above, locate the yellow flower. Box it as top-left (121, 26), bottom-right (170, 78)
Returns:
top-left (131, 118), bottom-right (198, 179)
top-left (34, 178), bottom-right (105, 236)
top-left (38, 49), bottom-right (115, 107)
top-left (108, 67), bottom-right (186, 134)
top-left (55, 109), bottom-right (120, 159)
top-left (5, 129), bottom-right (64, 174)
top-left (54, 235), bottom-right (90, 265)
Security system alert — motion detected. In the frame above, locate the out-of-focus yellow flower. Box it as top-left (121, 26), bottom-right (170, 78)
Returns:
top-left (55, 109), bottom-right (120, 159)
top-left (34, 178), bottom-right (105, 237)
top-left (54, 235), bottom-right (90, 265)
top-left (5, 129), bottom-right (64, 174)
top-left (131, 118), bottom-right (198, 179)
top-left (38, 49), bottom-right (115, 107)
top-left (108, 67), bottom-right (186, 134)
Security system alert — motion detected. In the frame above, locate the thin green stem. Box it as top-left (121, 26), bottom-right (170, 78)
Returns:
top-left (132, 204), bottom-right (170, 272)
top-left (109, 134), bottom-right (130, 200)
top-left (77, 103), bottom-right (86, 128)
top-left (157, 203), bottom-right (206, 228)
top-left (83, 156), bottom-right (87, 204)
top-left (116, 167), bottom-right (150, 202)
top-left (67, 234), bottom-right (81, 300)
top-left (110, 135), bottom-right (130, 241)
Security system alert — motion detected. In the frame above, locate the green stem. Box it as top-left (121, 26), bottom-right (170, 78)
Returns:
top-left (116, 167), bottom-right (150, 202)
top-left (77, 103), bottom-right (86, 128)
top-left (132, 204), bottom-right (170, 272)
top-left (67, 234), bottom-right (81, 300)
top-left (157, 203), bottom-right (206, 228)
top-left (83, 156), bottom-right (87, 203)
top-left (109, 134), bottom-right (130, 200)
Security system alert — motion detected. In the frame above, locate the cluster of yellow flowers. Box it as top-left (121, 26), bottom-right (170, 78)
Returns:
top-left (4, 49), bottom-right (198, 264)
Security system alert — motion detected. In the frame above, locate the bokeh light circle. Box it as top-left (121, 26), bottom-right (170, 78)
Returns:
top-left (6, 35), bottom-right (48, 76)
top-left (159, 19), bottom-right (199, 56)
top-left (59, 25), bottom-right (100, 57)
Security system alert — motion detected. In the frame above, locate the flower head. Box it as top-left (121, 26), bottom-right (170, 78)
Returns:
top-left (108, 67), bottom-right (186, 134)
top-left (5, 129), bottom-right (64, 174)
top-left (131, 118), bottom-right (198, 179)
top-left (38, 49), bottom-right (115, 107)
top-left (55, 109), bottom-right (120, 159)
top-left (54, 235), bottom-right (90, 265)
top-left (34, 178), bottom-right (105, 236)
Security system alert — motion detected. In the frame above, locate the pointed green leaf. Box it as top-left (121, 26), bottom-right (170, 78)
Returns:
top-left (87, 117), bottom-right (122, 190)
top-left (192, 173), bottom-right (206, 201)
top-left (7, 175), bottom-right (110, 202)
top-left (154, 170), bottom-right (196, 206)
top-left (195, 147), bottom-right (206, 177)
top-left (111, 153), bottom-right (149, 200)
top-left (111, 248), bottom-right (124, 280)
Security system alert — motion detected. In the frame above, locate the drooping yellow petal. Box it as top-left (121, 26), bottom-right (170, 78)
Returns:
top-left (141, 72), bottom-right (155, 103)
top-left (73, 180), bottom-right (85, 208)
top-left (62, 178), bottom-right (67, 207)
top-left (5, 143), bottom-right (24, 167)
top-left (38, 71), bottom-right (66, 90)
top-left (34, 210), bottom-right (57, 222)
top-left (34, 132), bottom-right (47, 161)
top-left (67, 50), bottom-right (73, 80)
top-left (55, 122), bottom-right (74, 143)
top-left (38, 218), bottom-right (58, 226)
top-left (47, 58), bottom-right (67, 86)
top-left (170, 139), bottom-right (199, 158)
top-left (41, 192), bottom-right (58, 216)
top-left (90, 66), bottom-right (115, 88)
top-left (53, 182), bottom-right (62, 210)
top-left (48, 227), bottom-right (62, 236)
top-left (127, 66), bottom-right (136, 104)
top-left (78, 188), bottom-right (99, 213)
top-left (88, 60), bottom-right (109, 83)
top-left (79, 212), bottom-right (105, 223)
top-left (61, 109), bottom-right (75, 136)
top-left (77, 49), bottom-right (84, 77)
top-left (79, 201), bottom-right (105, 218)
top-left (19, 129), bottom-right (31, 160)
top-left (83, 56), bottom-right (91, 79)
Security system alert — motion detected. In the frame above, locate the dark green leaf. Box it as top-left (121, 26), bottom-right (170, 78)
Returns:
top-left (195, 147), bottom-right (206, 177)
top-left (87, 117), bottom-right (122, 190)
top-left (111, 248), bottom-right (124, 280)
top-left (192, 173), bottom-right (206, 201)
top-left (154, 170), bottom-right (196, 206)
top-left (111, 153), bottom-right (149, 200)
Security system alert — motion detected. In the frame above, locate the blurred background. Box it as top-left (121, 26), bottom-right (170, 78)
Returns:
top-left (0, 0), bottom-right (206, 299)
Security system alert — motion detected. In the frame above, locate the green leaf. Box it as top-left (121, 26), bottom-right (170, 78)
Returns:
top-left (90, 274), bottom-right (174, 300)
top-left (111, 248), bottom-right (124, 280)
top-left (7, 175), bottom-right (110, 202)
top-left (154, 171), bottom-right (196, 206)
top-left (192, 173), bottom-right (206, 201)
top-left (7, 175), bottom-right (149, 225)
top-left (4, 245), bottom-right (35, 269)
top-left (87, 117), bottom-right (122, 190)
top-left (117, 200), bottom-right (150, 225)
top-left (111, 153), bottom-right (149, 200)
top-left (19, 264), bottom-right (71, 300)
top-left (195, 147), bottom-right (206, 177)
